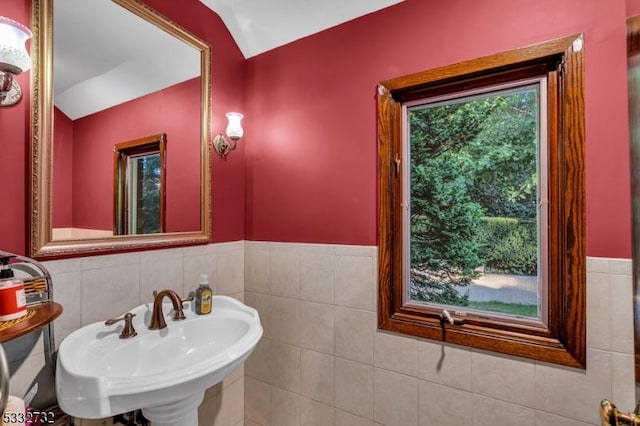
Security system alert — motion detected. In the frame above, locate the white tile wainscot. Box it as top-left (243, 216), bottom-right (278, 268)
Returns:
top-left (5, 241), bottom-right (634, 426)
top-left (243, 242), bottom-right (635, 426)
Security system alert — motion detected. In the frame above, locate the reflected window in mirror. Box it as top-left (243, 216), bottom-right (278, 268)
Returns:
top-left (113, 134), bottom-right (166, 236)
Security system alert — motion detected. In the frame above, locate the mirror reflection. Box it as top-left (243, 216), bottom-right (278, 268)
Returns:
top-left (30, 0), bottom-right (212, 257)
top-left (113, 133), bottom-right (166, 236)
top-left (51, 0), bottom-right (201, 240)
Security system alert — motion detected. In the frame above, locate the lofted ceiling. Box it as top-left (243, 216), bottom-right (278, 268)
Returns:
top-left (199, 0), bottom-right (405, 58)
top-left (54, 0), bottom-right (200, 120)
top-left (53, 0), bottom-right (404, 119)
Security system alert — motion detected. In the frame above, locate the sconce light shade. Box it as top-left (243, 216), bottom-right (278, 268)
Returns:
top-left (225, 112), bottom-right (244, 140)
top-left (0, 17), bottom-right (32, 74)
top-left (0, 16), bottom-right (32, 107)
top-left (213, 112), bottom-right (245, 158)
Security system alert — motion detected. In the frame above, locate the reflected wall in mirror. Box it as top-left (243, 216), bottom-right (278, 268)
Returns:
top-left (30, 0), bottom-right (212, 257)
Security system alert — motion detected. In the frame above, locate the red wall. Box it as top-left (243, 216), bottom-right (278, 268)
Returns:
top-left (1, 0), bottom-right (636, 258)
top-left (0, 0), bottom-right (246, 254)
top-left (143, 0), bottom-right (248, 243)
top-left (53, 107), bottom-right (73, 228)
top-left (245, 0), bottom-right (633, 258)
top-left (0, 0), bottom-right (30, 254)
top-left (69, 78), bottom-right (201, 233)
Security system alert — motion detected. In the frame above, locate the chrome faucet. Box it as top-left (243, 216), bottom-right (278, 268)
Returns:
top-left (148, 289), bottom-right (186, 330)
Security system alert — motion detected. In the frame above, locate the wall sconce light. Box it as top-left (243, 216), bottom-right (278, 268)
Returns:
top-left (213, 112), bottom-right (244, 157)
top-left (0, 17), bottom-right (32, 107)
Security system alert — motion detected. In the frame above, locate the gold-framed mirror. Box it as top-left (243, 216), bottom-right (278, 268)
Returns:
top-left (30, 0), bottom-right (212, 258)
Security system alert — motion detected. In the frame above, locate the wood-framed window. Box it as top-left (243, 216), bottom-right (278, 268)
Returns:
top-left (113, 134), bottom-right (167, 236)
top-left (377, 35), bottom-right (586, 368)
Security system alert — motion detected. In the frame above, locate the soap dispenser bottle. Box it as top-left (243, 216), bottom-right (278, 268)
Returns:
top-left (0, 256), bottom-right (27, 321)
top-left (195, 273), bottom-right (213, 315)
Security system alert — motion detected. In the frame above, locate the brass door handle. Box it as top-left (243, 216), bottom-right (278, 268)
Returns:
top-left (600, 399), bottom-right (640, 425)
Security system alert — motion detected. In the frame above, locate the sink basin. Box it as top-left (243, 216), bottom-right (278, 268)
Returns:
top-left (56, 296), bottom-right (262, 425)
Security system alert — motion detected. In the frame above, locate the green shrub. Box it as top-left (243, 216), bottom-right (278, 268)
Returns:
top-left (478, 217), bottom-right (537, 275)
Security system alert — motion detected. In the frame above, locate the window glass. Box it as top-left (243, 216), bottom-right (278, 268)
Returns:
top-left (405, 81), bottom-right (547, 323)
top-left (127, 152), bottom-right (161, 234)
top-left (113, 133), bottom-right (166, 236)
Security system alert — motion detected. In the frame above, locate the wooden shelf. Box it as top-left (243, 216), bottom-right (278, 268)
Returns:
top-left (0, 302), bottom-right (63, 343)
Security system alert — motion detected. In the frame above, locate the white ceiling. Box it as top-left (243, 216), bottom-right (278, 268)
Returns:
top-left (54, 0), bottom-right (200, 120)
top-left (53, 0), bottom-right (404, 119)
top-left (200, 0), bottom-right (405, 58)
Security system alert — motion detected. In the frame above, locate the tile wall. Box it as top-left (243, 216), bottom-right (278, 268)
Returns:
top-left (6, 241), bottom-right (636, 426)
top-left (6, 241), bottom-right (245, 426)
top-left (243, 242), bottom-right (636, 426)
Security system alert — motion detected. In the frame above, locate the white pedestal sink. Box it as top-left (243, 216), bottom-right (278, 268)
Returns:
top-left (56, 296), bottom-right (262, 425)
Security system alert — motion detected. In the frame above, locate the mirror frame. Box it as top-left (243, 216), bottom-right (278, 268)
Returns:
top-left (628, 15), bottom-right (640, 381)
top-left (30, 0), bottom-right (212, 258)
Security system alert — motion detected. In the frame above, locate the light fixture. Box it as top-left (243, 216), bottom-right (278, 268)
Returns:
top-left (213, 112), bottom-right (244, 157)
top-left (0, 16), bottom-right (32, 107)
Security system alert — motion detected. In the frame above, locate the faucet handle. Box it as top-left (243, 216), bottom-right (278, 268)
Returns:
top-left (105, 312), bottom-right (138, 339)
top-left (181, 291), bottom-right (195, 308)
